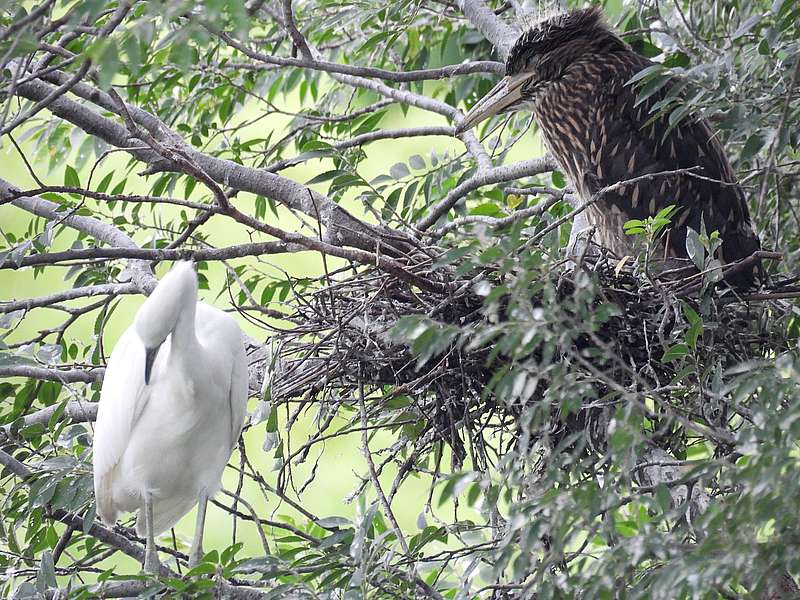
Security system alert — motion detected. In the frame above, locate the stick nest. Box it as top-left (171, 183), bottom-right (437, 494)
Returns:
top-left (266, 249), bottom-right (796, 484)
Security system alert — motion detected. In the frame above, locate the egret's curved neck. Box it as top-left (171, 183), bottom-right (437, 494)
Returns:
top-left (171, 299), bottom-right (198, 352)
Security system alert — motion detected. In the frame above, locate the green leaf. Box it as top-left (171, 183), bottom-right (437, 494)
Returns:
top-left (626, 64), bottom-right (665, 85)
top-left (409, 154), bottom-right (426, 170)
top-left (265, 403), bottom-right (278, 432)
top-left (469, 203), bottom-right (505, 217)
top-left (741, 133), bottom-right (765, 160)
top-left (64, 165), bottom-right (81, 188)
top-left (96, 172), bottom-right (114, 194)
top-left (624, 218), bottom-right (644, 233)
top-left (186, 562), bottom-right (217, 576)
top-left (685, 228), bottom-right (705, 270)
top-left (306, 169), bottom-right (345, 185)
top-left (389, 162), bottom-right (410, 179)
top-left (634, 73), bottom-right (672, 107)
top-left (36, 550), bottom-right (57, 591)
top-left (655, 484), bottom-right (673, 512)
top-left (661, 343), bottom-right (689, 363)
top-left (95, 41), bottom-right (121, 89)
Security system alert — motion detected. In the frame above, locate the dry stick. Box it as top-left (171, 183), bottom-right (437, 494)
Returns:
top-left (357, 375), bottom-right (411, 556)
top-left (2, 185), bottom-right (220, 211)
top-left (212, 20), bottom-right (493, 168)
top-left (673, 250), bottom-right (783, 298)
top-left (281, 0), bottom-right (311, 57)
top-left (15, 75), bottom-right (428, 286)
top-left (0, 178), bottom-right (156, 293)
top-left (220, 489), bottom-right (271, 555)
top-left (0, 61), bottom-right (91, 136)
top-left (0, 0), bottom-right (132, 136)
top-left (756, 48), bottom-right (800, 222)
top-left (458, 0), bottom-right (520, 57)
top-left (113, 88), bottom-right (439, 293)
top-left (0, 0), bottom-right (58, 45)
top-left (12, 74), bottom-right (405, 259)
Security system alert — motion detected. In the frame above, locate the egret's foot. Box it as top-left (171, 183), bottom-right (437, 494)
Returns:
top-left (143, 549), bottom-right (161, 574)
top-left (189, 492), bottom-right (208, 569)
top-left (188, 546), bottom-right (204, 568)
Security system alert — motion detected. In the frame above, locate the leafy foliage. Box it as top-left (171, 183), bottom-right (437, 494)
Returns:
top-left (1, 0), bottom-right (799, 599)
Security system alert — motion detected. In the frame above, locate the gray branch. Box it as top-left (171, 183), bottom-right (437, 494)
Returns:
top-left (0, 178), bottom-right (156, 293)
top-left (417, 155), bottom-right (558, 231)
top-left (0, 365), bottom-right (104, 384)
top-left (10, 76), bottom-right (409, 256)
top-left (457, 0), bottom-right (520, 59)
top-left (212, 28), bottom-right (503, 81)
top-left (0, 241), bottom-right (304, 271)
top-left (1, 283), bottom-right (140, 313)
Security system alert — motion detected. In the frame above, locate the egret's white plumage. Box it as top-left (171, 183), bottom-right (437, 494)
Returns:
top-left (93, 262), bottom-right (248, 570)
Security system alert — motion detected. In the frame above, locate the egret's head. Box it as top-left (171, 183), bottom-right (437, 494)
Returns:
top-left (134, 262), bottom-right (198, 384)
top-left (457, 7), bottom-right (626, 132)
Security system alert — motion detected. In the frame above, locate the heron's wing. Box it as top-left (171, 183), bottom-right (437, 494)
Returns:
top-left (92, 326), bottom-right (149, 521)
top-left (587, 53), bottom-right (760, 270)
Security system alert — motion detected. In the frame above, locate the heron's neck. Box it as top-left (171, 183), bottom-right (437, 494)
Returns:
top-left (170, 298), bottom-right (199, 352)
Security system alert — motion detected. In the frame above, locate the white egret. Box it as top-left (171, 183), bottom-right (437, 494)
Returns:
top-left (92, 262), bottom-right (248, 572)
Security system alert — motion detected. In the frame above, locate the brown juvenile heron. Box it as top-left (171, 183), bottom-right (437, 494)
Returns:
top-left (458, 7), bottom-right (762, 287)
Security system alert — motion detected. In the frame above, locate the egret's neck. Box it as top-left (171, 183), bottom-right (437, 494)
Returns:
top-left (171, 299), bottom-right (199, 351)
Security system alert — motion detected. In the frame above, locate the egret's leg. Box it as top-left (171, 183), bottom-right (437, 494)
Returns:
top-left (143, 491), bottom-right (161, 573)
top-left (188, 490), bottom-right (208, 567)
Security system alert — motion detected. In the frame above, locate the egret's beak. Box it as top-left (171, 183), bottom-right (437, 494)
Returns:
top-left (144, 345), bottom-right (161, 386)
top-left (456, 73), bottom-right (531, 134)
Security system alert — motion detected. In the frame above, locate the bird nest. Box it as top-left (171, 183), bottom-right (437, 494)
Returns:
top-left (266, 247), bottom-right (794, 488)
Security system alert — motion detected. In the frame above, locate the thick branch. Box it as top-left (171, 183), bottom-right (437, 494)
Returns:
top-left (458, 0), bottom-right (519, 58)
top-left (11, 77), bottom-right (416, 257)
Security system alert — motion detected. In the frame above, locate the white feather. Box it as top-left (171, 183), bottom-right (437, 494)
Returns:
top-left (92, 263), bottom-right (248, 536)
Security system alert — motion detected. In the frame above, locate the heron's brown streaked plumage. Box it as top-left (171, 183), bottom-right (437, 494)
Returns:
top-left (461, 7), bottom-right (762, 287)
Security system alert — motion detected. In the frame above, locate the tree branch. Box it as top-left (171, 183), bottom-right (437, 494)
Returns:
top-left (0, 365), bottom-right (104, 384)
top-left (417, 155), bottom-right (558, 230)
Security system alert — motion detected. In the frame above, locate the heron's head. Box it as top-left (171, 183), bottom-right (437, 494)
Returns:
top-left (457, 7), bottom-right (627, 132)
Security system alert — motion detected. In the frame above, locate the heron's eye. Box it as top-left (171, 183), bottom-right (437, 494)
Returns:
top-left (521, 79), bottom-right (538, 97)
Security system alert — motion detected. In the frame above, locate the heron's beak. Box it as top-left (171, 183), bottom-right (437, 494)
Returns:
top-left (456, 73), bottom-right (530, 134)
top-left (144, 345), bottom-right (161, 386)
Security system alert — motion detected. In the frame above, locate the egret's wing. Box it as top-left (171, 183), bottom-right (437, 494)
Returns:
top-left (195, 303), bottom-right (249, 450)
top-left (92, 326), bottom-right (150, 522)
top-left (227, 331), bottom-right (249, 450)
